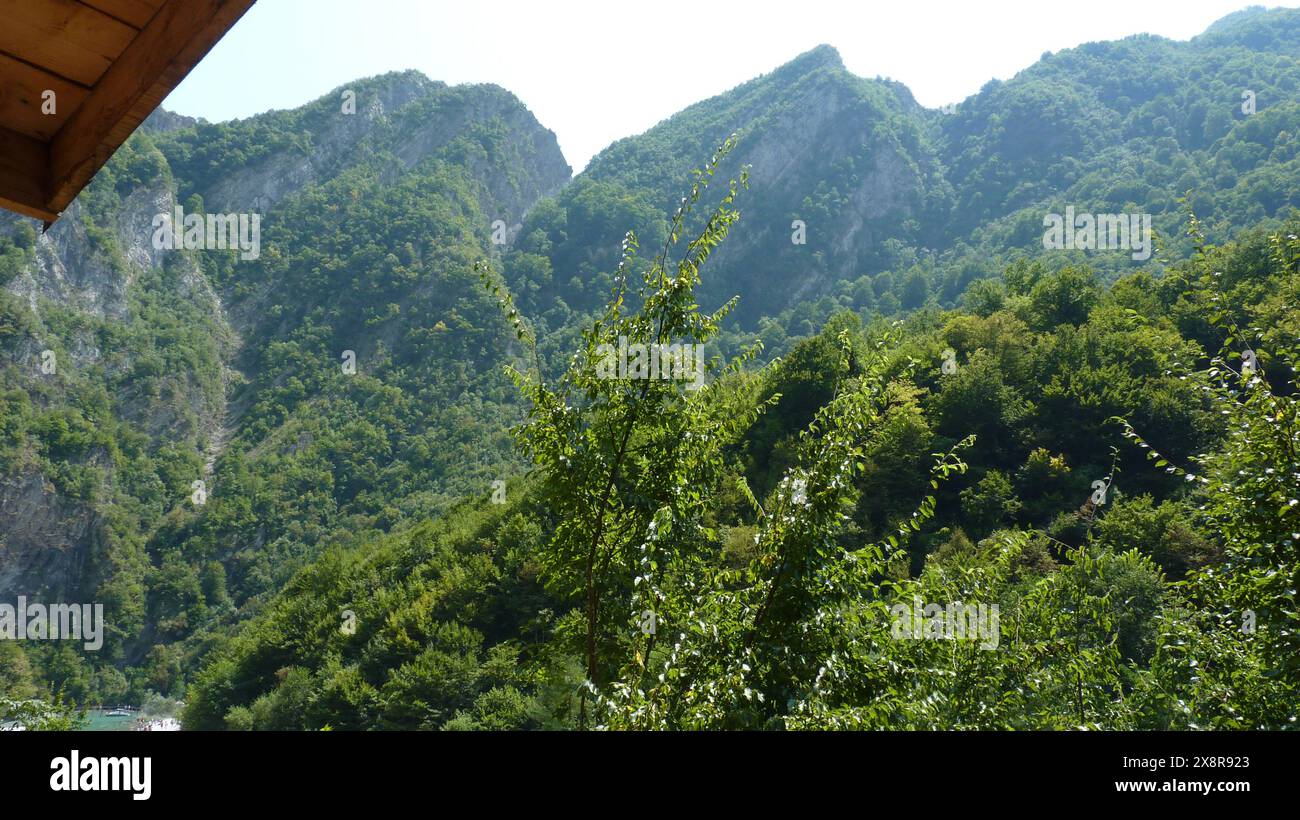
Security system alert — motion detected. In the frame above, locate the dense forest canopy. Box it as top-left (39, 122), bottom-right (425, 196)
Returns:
top-left (1, 6), bottom-right (1298, 730)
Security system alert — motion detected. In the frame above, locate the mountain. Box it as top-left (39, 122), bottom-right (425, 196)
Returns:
top-left (1, 73), bottom-right (568, 696)
top-left (2, 7), bottom-right (1300, 719)
top-left (503, 44), bottom-right (950, 324)
top-left (506, 6), bottom-right (1300, 341)
top-left (181, 163), bottom-right (1300, 731)
top-left (936, 5), bottom-right (1300, 250)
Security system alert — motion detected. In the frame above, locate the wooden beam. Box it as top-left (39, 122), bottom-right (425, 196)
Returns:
top-left (0, 125), bottom-right (55, 221)
top-left (0, 0), bottom-right (138, 87)
top-left (77, 0), bottom-right (164, 30)
top-left (46, 0), bottom-right (256, 216)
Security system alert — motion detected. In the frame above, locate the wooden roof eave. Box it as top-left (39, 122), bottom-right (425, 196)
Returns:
top-left (0, 0), bottom-right (257, 224)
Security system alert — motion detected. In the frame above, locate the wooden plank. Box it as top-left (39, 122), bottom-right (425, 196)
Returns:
top-left (0, 0), bottom-right (138, 87)
top-left (77, 0), bottom-right (163, 29)
top-left (0, 125), bottom-right (55, 221)
top-left (47, 0), bottom-right (257, 216)
top-left (0, 52), bottom-right (86, 140)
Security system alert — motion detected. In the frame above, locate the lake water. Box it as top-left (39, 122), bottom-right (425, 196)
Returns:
top-left (81, 710), bottom-right (141, 731)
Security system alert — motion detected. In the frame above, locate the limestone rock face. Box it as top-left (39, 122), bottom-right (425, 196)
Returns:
top-left (555, 45), bottom-right (951, 322)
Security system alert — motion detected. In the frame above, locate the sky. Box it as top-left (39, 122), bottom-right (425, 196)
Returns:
top-left (163, 0), bottom-right (1294, 171)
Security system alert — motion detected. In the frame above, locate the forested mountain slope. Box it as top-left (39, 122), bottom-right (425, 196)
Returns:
top-left (508, 6), bottom-right (1300, 345)
top-left (1, 74), bottom-right (569, 700)
top-left (184, 173), bottom-right (1300, 730)
top-left (2, 8), bottom-right (1298, 724)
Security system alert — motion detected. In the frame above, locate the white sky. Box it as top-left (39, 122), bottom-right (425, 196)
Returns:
top-left (163, 0), bottom-right (1294, 171)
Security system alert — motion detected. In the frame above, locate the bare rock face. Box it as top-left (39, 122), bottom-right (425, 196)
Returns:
top-left (199, 72), bottom-right (571, 226)
top-left (0, 149), bottom-right (224, 612)
top-left (117, 183), bottom-right (177, 274)
top-left (568, 45), bottom-right (951, 322)
top-left (6, 201), bottom-right (129, 322)
top-left (385, 82), bottom-right (572, 226)
top-left (0, 473), bottom-right (96, 602)
top-left (704, 66), bottom-right (943, 318)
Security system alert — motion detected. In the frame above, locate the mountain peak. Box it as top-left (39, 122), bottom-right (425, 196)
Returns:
top-left (1194, 5), bottom-right (1300, 50)
top-left (780, 44), bottom-right (844, 75)
top-left (1202, 4), bottom-right (1272, 33)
